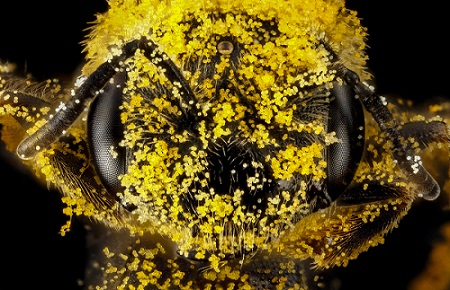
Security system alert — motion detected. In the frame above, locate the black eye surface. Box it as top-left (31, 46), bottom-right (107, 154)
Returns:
top-left (325, 82), bottom-right (365, 204)
top-left (88, 73), bottom-right (127, 200)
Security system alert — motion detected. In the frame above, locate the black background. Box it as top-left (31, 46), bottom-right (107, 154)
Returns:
top-left (0, 1), bottom-right (449, 289)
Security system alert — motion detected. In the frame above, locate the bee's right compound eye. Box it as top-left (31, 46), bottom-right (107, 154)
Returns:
top-left (88, 73), bottom-right (128, 205)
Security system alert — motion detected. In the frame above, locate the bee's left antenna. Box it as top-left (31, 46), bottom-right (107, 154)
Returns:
top-left (342, 68), bottom-right (440, 201)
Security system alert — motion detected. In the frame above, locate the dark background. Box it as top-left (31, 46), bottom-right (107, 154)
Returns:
top-left (0, 1), bottom-right (449, 289)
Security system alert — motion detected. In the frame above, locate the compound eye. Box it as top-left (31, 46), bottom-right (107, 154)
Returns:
top-left (217, 40), bottom-right (235, 55)
top-left (88, 73), bottom-right (127, 204)
top-left (325, 82), bottom-right (365, 203)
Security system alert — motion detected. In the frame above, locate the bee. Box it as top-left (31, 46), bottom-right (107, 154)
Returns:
top-left (1, 0), bottom-right (449, 289)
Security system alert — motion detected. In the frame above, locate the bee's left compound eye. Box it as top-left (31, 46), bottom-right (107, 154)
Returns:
top-left (88, 73), bottom-right (127, 204)
top-left (324, 82), bottom-right (365, 204)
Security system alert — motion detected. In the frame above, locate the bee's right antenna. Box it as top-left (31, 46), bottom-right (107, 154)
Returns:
top-left (16, 37), bottom-right (196, 161)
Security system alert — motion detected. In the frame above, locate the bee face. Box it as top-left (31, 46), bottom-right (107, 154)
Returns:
top-left (1, 0), bottom-right (449, 289)
top-left (80, 0), bottom-right (370, 261)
